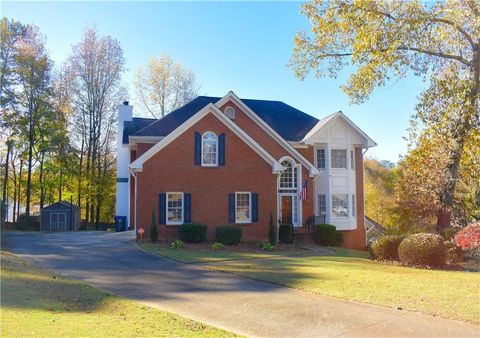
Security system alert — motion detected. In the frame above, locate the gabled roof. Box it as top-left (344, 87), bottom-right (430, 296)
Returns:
top-left (129, 103), bottom-right (284, 173)
top-left (301, 111), bottom-right (377, 148)
top-left (42, 201), bottom-right (79, 210)
top-left (127, 95), bottom-right (319, 143)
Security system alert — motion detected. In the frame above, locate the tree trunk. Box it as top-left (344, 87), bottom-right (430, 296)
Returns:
top-left (436, 207), bottom-right (451, 232)
top-left (17, 160), bottom-right (23, 220)
top-left (2, 140), bottom-right (11, 207)
top-left (39, 150), bottom-right (45, 208)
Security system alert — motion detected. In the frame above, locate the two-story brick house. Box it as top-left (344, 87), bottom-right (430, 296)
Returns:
top-left (116, 91), bottom-right (376, 250)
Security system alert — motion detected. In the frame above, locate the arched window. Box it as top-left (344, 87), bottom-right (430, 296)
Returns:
top-left (201, 132), bottom-right (218, 166)
top-left (279, 158), bottom-right (298, 193)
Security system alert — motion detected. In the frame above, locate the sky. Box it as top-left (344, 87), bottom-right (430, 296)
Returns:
top-left (2, 1), bottom-right (426, 162)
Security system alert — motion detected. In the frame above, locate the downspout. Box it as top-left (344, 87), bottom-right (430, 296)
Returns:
top-left (130, 170), bottom-right (138, 234)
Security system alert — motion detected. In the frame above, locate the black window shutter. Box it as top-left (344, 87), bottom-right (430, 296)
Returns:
top-left (159, 193), bottom-right (166, 224)
top-left (194, 132), bottom-right (201, 165)
top-left (252, 193), bottom-right (259, 222)
top-left (219, 133), bottom-right (225, 166)
top-left (184, 193), bottom-right (191, 223)
top-left (228, 193), bottom-right (235, 223)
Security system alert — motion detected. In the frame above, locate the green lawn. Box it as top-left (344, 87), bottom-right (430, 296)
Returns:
top-left (138, 242), bottom-right (306, 263)
top-left (0, 251), bottom-right (238, 337)
top-left (207, 248), bottom-right (480, 323)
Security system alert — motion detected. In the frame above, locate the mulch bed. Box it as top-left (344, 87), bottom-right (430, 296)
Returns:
top-left (161, 241), bottom-right (309, 254)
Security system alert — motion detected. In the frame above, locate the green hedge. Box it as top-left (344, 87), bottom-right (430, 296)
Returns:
top-left (398, 233), bottom-right (446, 267)
top-left (179, 223), bottom-right (207, 243)
top-left (215, 225), bottom-right (242, 245)
top-left (369, 235), bottom-right (404, 261)
top-left (279, 224), bottom-right (293, 243)
top-left (314, 224), bottom-right (337, 246)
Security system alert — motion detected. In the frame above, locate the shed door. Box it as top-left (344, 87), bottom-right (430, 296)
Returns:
top-left (51, 213), bottom-right (58, 230)
top-left (50, 212), bottom-right (67, 231)
top-left (58, 213), bottom-right (66, 231)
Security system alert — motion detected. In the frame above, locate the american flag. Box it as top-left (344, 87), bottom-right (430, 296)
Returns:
top-left (301, 180), bottom-right (308, 200)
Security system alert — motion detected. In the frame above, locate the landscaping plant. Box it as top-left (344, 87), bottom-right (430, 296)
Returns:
top-left (170, 238), bottom-right (184, 249)
top-left (454, 222), bottom-right (480, 250)
top-left (179, 222), bottom-right (207, 243)
top-left (211, 242), bottom-right (224, 250)
top-left (215, 225), bottom-right (242, 245)
top-left (269, 212), bottom-right (276, 244)
top-left (370, 235), bottom-right (404, 261)
top-left (444, 240), bottom-right (464, 264)
top-left (279, 224), bottom-right (293, 243)
top-left (150, 209), bottom-right (158, 243)
top-left (258, 242), bottom-right (275, 251)
top-left (314, 224), bottom-right (337, 246)
top-left (398, 233), bottom-right (446, 267)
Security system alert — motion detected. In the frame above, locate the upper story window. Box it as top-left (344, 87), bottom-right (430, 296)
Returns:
top-left (279, 159), bottom-right (298, 193)
top-left (225, 106), bottom-right (235, 119)
top-left (316, 148), bottom-right (326, 169)
top-left (201, 132), bottom-right (218, 166)
top-left (331, 149), bottom-right (347, 169)
top-left (350, 150), bottom-right (355, 169)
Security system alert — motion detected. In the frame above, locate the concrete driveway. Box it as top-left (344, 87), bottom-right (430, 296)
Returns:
top-left (3, 231), bottom-right (479, 337)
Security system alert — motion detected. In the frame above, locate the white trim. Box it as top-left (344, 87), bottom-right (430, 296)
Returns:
top-left (302, 111), bottom-right (377, 148)
top-left (166, 192), bottom-right (184, 225)
top-left (215, 92), bottom-right (319, 177)
top-left (129, 103), bottom-right (284, 173)
top-left (201, 131), bottom-right (219, 167)
top-left (235, 192), bottom-right (252, 224)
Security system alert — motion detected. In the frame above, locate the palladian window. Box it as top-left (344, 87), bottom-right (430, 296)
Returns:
top-left (201, 132), bottom-right (218, 166)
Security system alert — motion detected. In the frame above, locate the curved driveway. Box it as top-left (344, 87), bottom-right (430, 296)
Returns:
top-left (3, 231), bottom-right (479, 337)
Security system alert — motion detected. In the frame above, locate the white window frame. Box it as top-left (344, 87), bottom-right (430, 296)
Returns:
top-left (332, 193), bottom-right (349, 218)
top-left (316, 148), bottom-right (326, 169)
top-left (166, 192), bottom-right (184, 225)
top-left (331, 149), bottom-right (347, 169)
top-left (201, 131), bottom-right (218, 167)
top-left (235, 192), bottom-right (252, 224)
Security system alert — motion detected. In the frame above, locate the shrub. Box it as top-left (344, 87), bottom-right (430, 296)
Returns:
top-left (17, 214), bottom-right (40, 231)
top-left (441, 227), bottom-right (460, 241)
top-left (279, 224), bottom-right (293, 243)
top-left (150, 209), bottom-right (158, 243)
top-left (464, 245), bottom-right (480, 260)
top-left (170, 238), bottom-right (184, 249)
top-left (258, 242), bottom-right (275, 251)
top-left (398, 233), bottom-right (447, 267)
top-left (269, 212), bottom-right (276, 244)
top-left (180, 222), bottom-right (207, 243)
top-left (336, 231), bottom-right (344, 246)
top-left (215, 225), bottom-right (242, 245)
top-left (211, 242), bottom-right (224, 250)
top-left (370, 235), bottom-right (404, 261)
top-left (445, 240), bottom-right (464, 264)
top-left (454, 222), bottom-right (480, 250)
top-left (314, 224), bottom-right (337, 246)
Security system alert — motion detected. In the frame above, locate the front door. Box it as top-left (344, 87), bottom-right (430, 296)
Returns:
top-left (281, 195), bottom-right (292, 224)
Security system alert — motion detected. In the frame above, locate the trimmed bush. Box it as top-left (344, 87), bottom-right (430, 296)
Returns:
top-left (336, 231), bottom-right (344, 246)
top-left (279, 224), bottom-right (293, 243)
top-left (215, 225), bottom-right (242, 245)
top-left (258, 242), bottom-right (275, 251)
top-left (454, 222), bottom-right (480, 250)
top-left (370, 235), bottom-right (404, 261)
top-left (398, 233), bottom-right (447, 267)
top-left (315, 224), bottom-right (337, 246)
top-left (179, 222), bottom-right (207, 243)
top-left (268, 212), bottom-right (276, 244)
top-left (445, 240), bottom-right (464, 264)
top-left (150, 209), bottom-right (158, 243)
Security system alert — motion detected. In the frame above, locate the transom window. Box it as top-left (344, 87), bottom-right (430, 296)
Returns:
top-left (235, 192), bottom-right (251, 223)
top-left (167, 192), bottom-right (183, 225)
top-left (201, 132), bottom-right (218, 166)
top-left (279, 159), bottom-right (298, 193)
top-left (331, 149), bottom-right (347, 169)
top-left (332, 194), bottom-right (348, 217)
top-left (316, 148), bottom-right (326, 169)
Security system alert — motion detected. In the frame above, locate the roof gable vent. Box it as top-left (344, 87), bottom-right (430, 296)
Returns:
top-left (225, 106), bottom-right (235, 120)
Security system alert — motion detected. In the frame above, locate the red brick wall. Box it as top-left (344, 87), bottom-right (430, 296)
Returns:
top-left (341, 147), bottom-right (367, 250)
top-left (135, 112), bottom-right (277, 242)
top-left (220, 100), bottom-right (315, 227)
top-left (137, 143), bottom-right (155, 157)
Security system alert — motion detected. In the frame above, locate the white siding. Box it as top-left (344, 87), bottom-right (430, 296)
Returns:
top-left (116, 103), bottom-right (132, 225)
